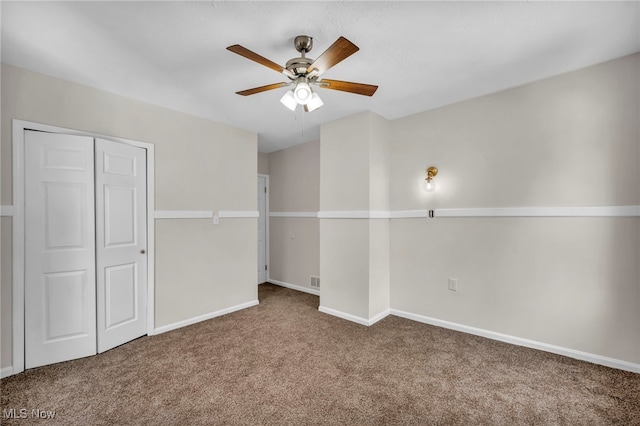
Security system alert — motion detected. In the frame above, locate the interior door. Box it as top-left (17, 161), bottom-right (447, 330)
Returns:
top-left (95, 138), bottom-right (147, 353)
top-left (257, 175), bottom-right (267, 284)
top-left (25, 131), bottom-right (97, 368)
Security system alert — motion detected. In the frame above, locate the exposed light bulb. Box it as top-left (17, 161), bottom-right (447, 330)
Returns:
top-left (423, 178), bottom-right (436, 192)
top-left (422, 166), bottom-right (438, 193)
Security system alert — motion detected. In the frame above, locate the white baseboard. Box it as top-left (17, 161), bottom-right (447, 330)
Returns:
top-left (369, 309), bottom-right (392, 325)
top-left (1, 366), bottom-right (14, 378)
top-left (318, 306), bottom-right (390, 326)
top-left (390, 309), bottom-right (640, 374)
top-left (319, 306), bottom-right (370, 325)
top-left (153, 299), bottom-right (259, 335)
top-left (268, 279), bottom-right (320, 296)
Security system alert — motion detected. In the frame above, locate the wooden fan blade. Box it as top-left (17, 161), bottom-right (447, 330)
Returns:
top-left (318, 79), bottom-right (378, 96)
top-left (227, 44), bottom-right (294, 77)
top-left (236, 82), bottom-right (289, 96)
top-left (307, 37), bottom-right (359, 75)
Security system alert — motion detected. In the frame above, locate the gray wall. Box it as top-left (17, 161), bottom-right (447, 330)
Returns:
top-left (1, 64), bottom-right (258, 368)
top-left (3, 52), bottom-right (638, 371)
top-left (315, 53), bottom-right (639, 365)
top-left (267, 140), bottom-right (320, 292)
top-left (389, 53), bottom-right (639, 364)
top-left (320, 112), bottom-right (391, 320)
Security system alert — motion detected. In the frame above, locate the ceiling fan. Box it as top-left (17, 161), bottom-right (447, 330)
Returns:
top-left (227, 35), bottom-right (378, 112)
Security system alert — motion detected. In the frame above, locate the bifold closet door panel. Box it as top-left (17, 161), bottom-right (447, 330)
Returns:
top-left (24, 130), bottom-right (98, 369)
top-left (95, 138), bottom-right (148, 353)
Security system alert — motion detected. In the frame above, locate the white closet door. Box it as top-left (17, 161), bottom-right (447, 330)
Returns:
top-left (95, 138), bottom-right (147, 353)
top-left (25, 131), bottom-right (97, 368)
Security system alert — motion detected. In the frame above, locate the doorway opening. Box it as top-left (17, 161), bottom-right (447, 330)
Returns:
top-left (257, 174), bottom-right (269, 284)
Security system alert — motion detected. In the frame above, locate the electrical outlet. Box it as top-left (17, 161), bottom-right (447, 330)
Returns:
top-left (448, 278), bottom-right (458, 291)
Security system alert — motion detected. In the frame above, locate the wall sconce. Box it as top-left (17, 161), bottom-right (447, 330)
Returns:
top-left (423, 167), bottom-right (438, 192)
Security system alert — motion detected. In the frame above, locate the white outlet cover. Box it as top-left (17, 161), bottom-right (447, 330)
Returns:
top-left (448, 278), bottom-right (458, 291)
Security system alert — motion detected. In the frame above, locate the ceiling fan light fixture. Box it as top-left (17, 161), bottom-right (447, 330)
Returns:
top-left (306, 92), bottom-right (324, 112)
top-left (280, 90), bottom-right (297, 111)
top-left (293, 81), bottom-right (312, 105)
top-left (228, 35), bottom-right (378, 114)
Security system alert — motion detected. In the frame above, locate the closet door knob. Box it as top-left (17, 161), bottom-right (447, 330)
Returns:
top-left (140, 250), bottom-right (146, 254)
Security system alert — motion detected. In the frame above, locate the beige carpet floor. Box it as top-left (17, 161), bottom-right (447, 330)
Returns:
top-left (1, 283), bottom-right (639, 425)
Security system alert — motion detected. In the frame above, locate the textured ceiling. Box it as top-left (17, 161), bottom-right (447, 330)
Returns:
top-left (2, 1), bottom-right (639, 152)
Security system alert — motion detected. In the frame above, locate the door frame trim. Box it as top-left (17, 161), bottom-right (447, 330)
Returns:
top-left (12, 119), bottom-right (156, 374)
top-left (258, 173), bottom-right (269, 283)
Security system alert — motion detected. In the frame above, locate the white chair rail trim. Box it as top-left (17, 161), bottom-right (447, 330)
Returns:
top-left (7, 206), bottom-right (640, 220)
top-left (269, 212), bottom-right (318, 218)
top-left (434, 205), bottom-right (640, 218)
top-left (154, 210), bottom-right (259, 219)
top-left (311, 205), bottom-right (640, 219)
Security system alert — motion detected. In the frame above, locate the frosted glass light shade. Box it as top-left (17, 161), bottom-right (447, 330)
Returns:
top-left (280, 91), bottom-right (297, 111)
top-left (306, 93), bottom-right (323, 112)
top-left (293, 82), bottom-right (312, 104)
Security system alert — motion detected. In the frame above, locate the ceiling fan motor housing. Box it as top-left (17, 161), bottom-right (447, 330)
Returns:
top-left (286, 36), bottom-right (315, 77)
top-left (285, 57), bottom-right (313, 77)
top-left (294, 35), bottom-right (313, 53)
